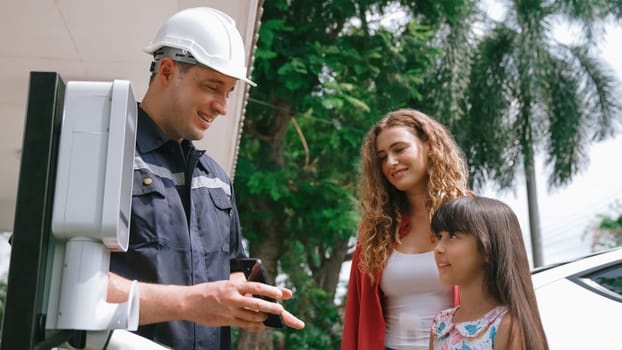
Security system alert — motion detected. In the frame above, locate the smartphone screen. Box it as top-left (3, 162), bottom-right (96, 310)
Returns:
top-left (230, 258), bottom-right (285, 328)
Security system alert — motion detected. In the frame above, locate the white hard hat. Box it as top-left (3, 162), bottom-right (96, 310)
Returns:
top-left (144, 7), bottom-right (256, 86)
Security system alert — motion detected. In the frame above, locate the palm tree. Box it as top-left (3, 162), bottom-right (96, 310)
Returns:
top-left (424, 0), bottom-right (621, 266)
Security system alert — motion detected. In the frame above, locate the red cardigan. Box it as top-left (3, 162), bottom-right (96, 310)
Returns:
top-left (341, 218), bottom-right (459, 350)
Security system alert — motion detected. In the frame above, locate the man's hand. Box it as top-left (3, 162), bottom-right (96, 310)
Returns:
top-left (107, 273), bottom-right (305, 331)
top-left (181, 279), bottom-right (302, 331)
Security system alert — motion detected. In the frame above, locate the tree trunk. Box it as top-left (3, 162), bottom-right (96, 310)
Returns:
top-left (315, 238), bottom-right (350, 302)
top-left (524, 150), bottom-right (544, 267)
top-left (235, 205), bottom-right (284, 350)
top-left (236, 330), bottom-right (274, 350)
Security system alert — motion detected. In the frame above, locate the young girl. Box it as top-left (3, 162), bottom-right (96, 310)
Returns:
top-left (429, 196), bottom-right (548, 350)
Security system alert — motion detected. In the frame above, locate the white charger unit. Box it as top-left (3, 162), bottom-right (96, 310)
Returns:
top-left (46, 80), bottom-right (139, 332)
top-left (52, 80), bottom-right (135, 250)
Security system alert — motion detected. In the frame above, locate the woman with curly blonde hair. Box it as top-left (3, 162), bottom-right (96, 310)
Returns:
top-left (342, 109), bottom-right (471, 350)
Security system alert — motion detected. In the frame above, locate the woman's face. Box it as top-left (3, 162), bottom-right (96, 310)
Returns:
top-left (375, 126), bottom-right (430, 194)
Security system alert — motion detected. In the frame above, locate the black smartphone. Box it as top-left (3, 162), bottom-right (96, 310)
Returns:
top-left (230, 258), bottom-right (285, 328)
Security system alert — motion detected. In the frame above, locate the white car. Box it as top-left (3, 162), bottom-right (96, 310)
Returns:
top-left (532, 247), bottom-right (622, 349)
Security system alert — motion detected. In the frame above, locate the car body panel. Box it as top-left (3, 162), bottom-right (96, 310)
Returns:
top-left (532, 247), bottom-right (622, 349)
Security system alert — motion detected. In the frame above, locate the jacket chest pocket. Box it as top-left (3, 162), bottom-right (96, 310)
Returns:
top-left (195, 187), bottom-right (232, 253)
top-left (129, 169), bottom-right (173, 248)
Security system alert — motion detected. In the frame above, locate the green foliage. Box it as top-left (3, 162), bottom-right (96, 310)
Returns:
top-left (599, 215), bottom-right (622, 233)
top-left (277, 284), bottom-right (343, 349)
top-left (587, 201), bottom-right (622, 251)
top-left (235, 0), bottom-right (472, 347)
top-left (235, 0), bottom-right (622, 347)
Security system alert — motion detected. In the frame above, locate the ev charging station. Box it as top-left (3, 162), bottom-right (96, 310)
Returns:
top-left (46, 79), bottom-right (139, 334)
top-left (0, 72), bottom-right (168, 349)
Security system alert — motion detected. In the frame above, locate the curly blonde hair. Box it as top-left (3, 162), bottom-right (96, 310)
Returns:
top-left (357, 108), bottom-right (470, 282)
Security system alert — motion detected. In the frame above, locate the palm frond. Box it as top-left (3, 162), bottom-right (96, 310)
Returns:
top-left (420, 2), bottom-right (479, 129)
top-left (567, 44), bottom-right (621, 141)
top-left (552, 0), bottom-right (614, 38)
top-left (463, 25), bottom-right (518, 190)
top-left (542, 53), bottom-right (588, 189)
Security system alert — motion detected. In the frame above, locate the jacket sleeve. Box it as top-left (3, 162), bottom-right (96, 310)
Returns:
top-left (341, 246), bottom-right (363, 350)
top-left (341, 245), bottom-right (386, 350)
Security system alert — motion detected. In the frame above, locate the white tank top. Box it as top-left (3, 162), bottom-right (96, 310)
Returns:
top-left (380, 250), bottom-right (453, 350)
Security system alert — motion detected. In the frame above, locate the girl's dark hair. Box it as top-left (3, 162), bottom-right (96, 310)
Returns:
top-left (431, 196), bottom-right (549, 350)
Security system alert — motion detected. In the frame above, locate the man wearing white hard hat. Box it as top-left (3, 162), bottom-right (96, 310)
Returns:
top-left (106, 7), bottom-right (304, 349)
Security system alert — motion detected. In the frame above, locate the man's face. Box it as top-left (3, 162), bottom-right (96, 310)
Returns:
top-left (163, 62), bottom-right (238, 141)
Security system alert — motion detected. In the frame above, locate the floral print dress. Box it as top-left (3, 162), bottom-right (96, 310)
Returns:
top-left (431, 305), bottom-right (508, 350)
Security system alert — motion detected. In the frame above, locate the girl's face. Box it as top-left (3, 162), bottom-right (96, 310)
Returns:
top-left (375, 126), bottom-right (429, 194)
top-left (433, 231), bottom-right (486, 287)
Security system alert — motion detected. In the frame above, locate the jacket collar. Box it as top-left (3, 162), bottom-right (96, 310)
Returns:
top-left (136, 104), bottom-right (173, 154)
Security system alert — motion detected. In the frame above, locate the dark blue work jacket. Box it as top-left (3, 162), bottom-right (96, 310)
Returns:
top-left (110, 106), bottom-right (247, 349)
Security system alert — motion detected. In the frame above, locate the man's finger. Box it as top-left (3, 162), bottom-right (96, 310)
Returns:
top-left (278, 287), bottom-right (293, 300)
top-left (241, 281), bottom-right (283, 299)
top-left (237, 292), bottom-right (284, 315)
top-left (281, 309), bottom-right (305, 329)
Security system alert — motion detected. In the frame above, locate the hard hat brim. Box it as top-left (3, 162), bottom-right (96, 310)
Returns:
top-left (144, 45), bottom-right (257, 87)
